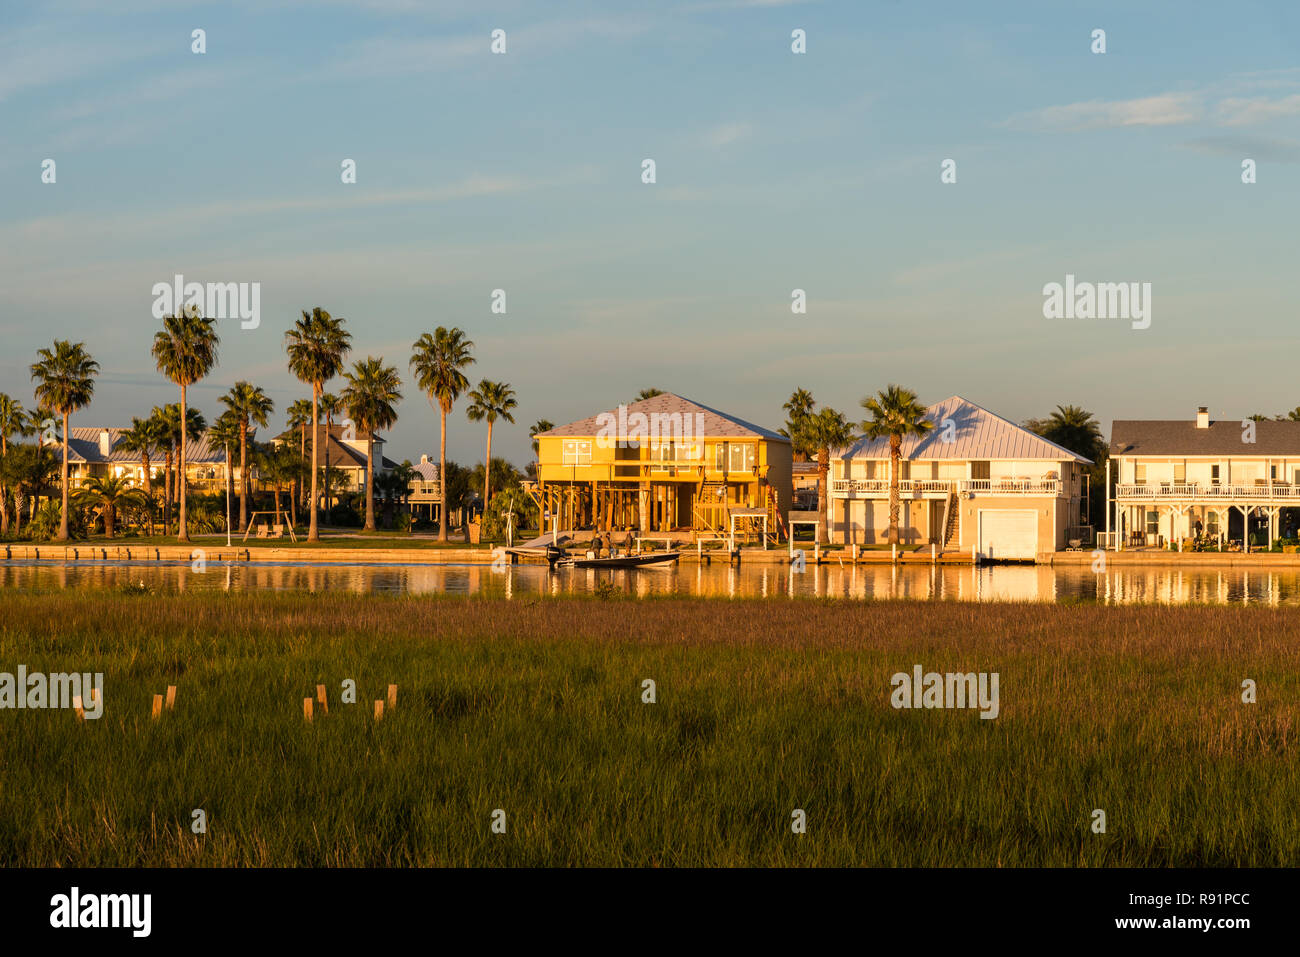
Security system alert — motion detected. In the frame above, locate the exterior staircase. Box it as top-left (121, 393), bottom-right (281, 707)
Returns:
top-left (941, 491), bottom-right (959, 546)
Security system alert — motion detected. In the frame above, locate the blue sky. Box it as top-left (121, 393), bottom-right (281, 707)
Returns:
top-left (3, 0), bottom-right (1300, 466)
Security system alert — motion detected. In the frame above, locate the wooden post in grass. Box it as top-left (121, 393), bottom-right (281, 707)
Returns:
top-left (316, 684), bottom-right (328, 715)
top-left (374, 700), bottom-right (384, 721)
top-left (303, 697), bottom-right (314, 722)
top-left (151, 694), bottom-right (163, 719)
top-left (73, 695), bottom-right (85, 721)
top-left (387, 684), bottom-right (397, 711)
top-left (165, 685), bottom-right (177, 710)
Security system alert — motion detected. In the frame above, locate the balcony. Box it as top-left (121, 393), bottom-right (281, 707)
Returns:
top-left (1116, 482), bottom-right (1300, 502)
top-left (830, 478), bottom-right (1065, 497)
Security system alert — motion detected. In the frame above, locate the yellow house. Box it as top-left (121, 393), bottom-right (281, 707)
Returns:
top-left (533, 393), bottom-right (792, 541)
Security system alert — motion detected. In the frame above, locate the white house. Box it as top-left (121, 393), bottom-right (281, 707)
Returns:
top-left (827, 396), bottom-right (1092, 560)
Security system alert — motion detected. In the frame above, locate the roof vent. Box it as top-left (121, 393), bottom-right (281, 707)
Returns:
top-left (1196, 407), bottom-right (1210, 429)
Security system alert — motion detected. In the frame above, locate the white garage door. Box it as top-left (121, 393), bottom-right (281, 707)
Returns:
top-left (978, 510), bottom-right (1038, 561)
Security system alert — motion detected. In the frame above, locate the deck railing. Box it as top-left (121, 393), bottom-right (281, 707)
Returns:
top-left (1116, 483), bottom-right (1300, 501)
top-left (830, 478), bottom-right (1065, 496)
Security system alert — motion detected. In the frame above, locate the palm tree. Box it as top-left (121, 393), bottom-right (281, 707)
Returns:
top-left (209, 411), bottom-right (241, 534)
top-left (781, 388), bottom-right (817, 462)
top-left (528, 418), bottom-right (554, 481)
top-left (529, 419), bottom-right (554, 459)
top-left (118, 416), bottom-right (163, 535)
top-left (466, 380), bottom-right (517, 512)
top-left (860, 385), bottom-right (933, 545)
top-left (409, 328), bottom-right (475, 542)
top-left (285, 308), bottom-right (352, 542)
top-left (287, 398), bottom-right (314, 511)
top-left (1034, 404), bottom-right (1105, 461)
top-left (30, 340), bottom-right (99, 541)
top-left (152, 309), bottom-right (219, 542)
top-left (340, 357), bottom-right (403, 531)
top-left (155, 404), bottom-right (206, 535)
top-left (220, 381), bottom-right (274, 532)
top-left (74, 475), bottom-right (149, 539)
top-left (319, 392), bottom-right (345, 518)
top-left (0, 393), bottom-right (32, 538)
top-left (635, 388), bottom-right (664, 401)
top-left (793, 407), bottom-right (854, 544)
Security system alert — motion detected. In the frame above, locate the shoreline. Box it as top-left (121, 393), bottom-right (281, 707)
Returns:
top-left (6, 541), bottom-right (1300, 568)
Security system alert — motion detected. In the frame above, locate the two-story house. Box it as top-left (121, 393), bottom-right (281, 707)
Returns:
top-left (533, 393), bottom-right (792, 541)
top-left (1109, 407), bottom-right (1300, 551)
top-left (827, 396), bottom-right (1091, 560)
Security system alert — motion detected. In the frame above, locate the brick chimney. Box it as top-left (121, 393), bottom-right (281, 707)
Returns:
top-left (1195, 407), bottom-right (1210, 429)
top-left (99, 429), bottom-right (112, 456)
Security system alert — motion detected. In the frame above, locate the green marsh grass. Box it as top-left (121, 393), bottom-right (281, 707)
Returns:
top-left (2, 592), bottom-right (1298, 866)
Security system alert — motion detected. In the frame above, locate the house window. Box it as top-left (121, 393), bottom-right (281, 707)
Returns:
top-left (1174, 464), bottom-right (1186, 484)
top-left (1206, 511), bottom-right (1221, 537)
top-left (1271, 465), bottom-right (1279, 480)
top-left (652, 441), bottom-right (699, 463)
top-left (1145, 510), bottom-right (1159, 536)
top-left (1211, 464), bottom-right (1221, 485)
top-left (970, 461), bottom-right (990, 480)
top-left (561, 440), bottom-right (591, 466)
top-left (1135, 464), bottom-right (1147, 484)
top-left (718, 443), bottom-right (755, 472)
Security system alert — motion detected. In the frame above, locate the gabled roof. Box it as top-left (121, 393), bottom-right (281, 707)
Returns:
top-left (1111, 418), bottom-right (1300, 456)
top-left (273, 423), bottom-right (389, 469)
top-left (833, 395), bottom-right (1091, 464)
top-left (539, 392), bottom-right (789, 442)
top-left (66, 427), bottom-right (226, 465)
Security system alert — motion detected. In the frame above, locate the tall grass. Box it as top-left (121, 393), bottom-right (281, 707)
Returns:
top-left (1, 592), bottom-right (1298, 866)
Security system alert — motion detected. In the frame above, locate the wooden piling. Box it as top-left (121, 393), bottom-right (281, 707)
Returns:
top-left (374, 700), bottom-right (384, 721)
top-left (303, 697), bottom-right (314, 722)
top-left (151, 694), bottom-right (163, 719)
top-left (165, 685), bottom-right (177, 710)
top-left (387, 684), bottom-right (397, 710)
top-left (316, 684), bottom-right (328, 715)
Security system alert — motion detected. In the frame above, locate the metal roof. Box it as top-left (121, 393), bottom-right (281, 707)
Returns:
top-left (1111, 419), bottom-right (1300, 456)
top-left (66, 427), bottom-right (225, 465)
top-left (539, 392), bottom-right (790, 442)
top-left (832, 395), bottom-right (1091, 464)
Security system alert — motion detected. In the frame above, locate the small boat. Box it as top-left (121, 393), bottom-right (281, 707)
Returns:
top-left (558, 551), bottom-right (680, 569)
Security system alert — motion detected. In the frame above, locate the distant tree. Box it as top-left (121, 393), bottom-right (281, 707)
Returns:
top-left (118, 416), bottom-right (164, 533)
top-left (152, 310), bottom-right (219, 542)
top-left (208, 410), bottom-right (241, 529)
top-left (466, 380), bottom-right (518, 511)
top-left (410, 328), bottom-right (475, 542)
top-left (285, 307), bottom-right (352, 541)
top-left (781, 388), bottom-right (817, 461)
top-left (75, 475), bottom-right (149, 539)
top-left (793, 407), bottom-right (855, 545)
top-left (340, 357), bottom-right (403, 531)
top-left (635, 388), bottom-right (664, 401)
top-left (1030, 405), bottom-right (1105, 462)
top-left (0, 393), bottom-right (33, 537)
top-left (861, 385), bottom-right (933, 544)
top-left (220, 381), bottom-right (274, 532)
top-left (30, 340), bottom-right (99, 541)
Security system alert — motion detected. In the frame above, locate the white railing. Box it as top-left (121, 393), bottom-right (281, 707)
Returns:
top-left (1116, 483), bottom-right (1300, 500)
top-left (830, 478), bottom-right (1064, 496)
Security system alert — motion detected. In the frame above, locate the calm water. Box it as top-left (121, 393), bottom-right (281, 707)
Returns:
top-left (3, 560), bottom-right (1300, 604)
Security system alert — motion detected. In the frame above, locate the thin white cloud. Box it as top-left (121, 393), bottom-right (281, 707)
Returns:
top-left (703, 121), bottom-right (753, 148)
top-left (1005, 94), bottom-right (1202, 131)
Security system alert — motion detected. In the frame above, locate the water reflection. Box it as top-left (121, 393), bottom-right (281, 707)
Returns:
top-left (5, 559), bottom-right (1300, 604)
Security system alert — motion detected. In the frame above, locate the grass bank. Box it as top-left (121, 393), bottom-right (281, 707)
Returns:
top-left (1, 593), bottom-right (1297, 866)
